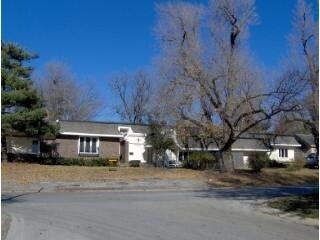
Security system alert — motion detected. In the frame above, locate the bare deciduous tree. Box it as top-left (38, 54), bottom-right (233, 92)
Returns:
top-left (286, 0), bottom-right (319, 154)
top-left (109, 71), bottom-right (151, 124)
top-left (273, 114), bottom-right (307, 135)
top-left (36, 62), bottom-right (103, 121)
top-left (155, 0), bottom-right (302, 171)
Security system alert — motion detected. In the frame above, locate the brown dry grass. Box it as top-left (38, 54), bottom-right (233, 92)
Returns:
top-left (2, 162), bottom-right (318, 187)
top-left (205, 168), bottom-right (319, 187)
top-left (1, 162), bottom-right (205, 185)
top-left (268, 193), bottom-right (319, 219)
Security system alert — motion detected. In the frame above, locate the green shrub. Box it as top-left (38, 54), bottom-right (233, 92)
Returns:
top-left (129, 160), bottom-right (141, 167)
top-left (8, 153), bottom-right (41, 163)
top-left (184, 152), bottom-right (214, 170)
top-left (41, 158), bottom-right (109, 166)
top-left (266, 160), bottom-right (286, 168)
top-left (248, 152), bottom-right (269, 172)
top-left (91, 158), bottom-right (109, 166)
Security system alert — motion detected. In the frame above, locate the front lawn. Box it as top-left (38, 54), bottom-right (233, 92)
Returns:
top-left (1, 162), bottom-right (205, 185)
top-left (205, 168), bottom-right (319, 187)
top-left (2, 162), bottom-right (318, 187)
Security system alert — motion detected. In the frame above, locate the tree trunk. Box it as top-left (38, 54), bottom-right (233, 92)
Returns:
top-left (1, 135), bottom-right (8, 162)
top-left (306, 122), bottom-right (319, 156)
top-left (216, 150), bottom-right (235, 172)
top-left (216, 151), bottom-right (225, 171)
top-left (223, 150), bottom-right (234, 172)
top-left (311, 128), bottom-right (319, 156)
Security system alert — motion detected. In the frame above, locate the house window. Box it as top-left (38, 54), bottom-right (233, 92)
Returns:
top-left (119, 127), bottom-right (130, 134)
top-left (32, 140), bottom-right (39, 154)
top-left (279, 148), bottom-right (288, 158)
top-left (79, 137), bottom-right (99, 154)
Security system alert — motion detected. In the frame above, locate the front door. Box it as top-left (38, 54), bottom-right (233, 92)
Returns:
top-left (120, 140), bottom-right (128, 163)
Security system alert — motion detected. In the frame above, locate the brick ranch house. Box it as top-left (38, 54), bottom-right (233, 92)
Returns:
top-left (5, 120), bottom-right (315, 167)
top-left (6, 120), bottom-right (152, 163)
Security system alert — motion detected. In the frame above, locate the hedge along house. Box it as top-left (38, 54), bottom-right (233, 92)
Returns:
top-left (50, 120), bottom-right (151, 163)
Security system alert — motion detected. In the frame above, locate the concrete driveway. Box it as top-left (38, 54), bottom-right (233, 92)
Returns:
top-left (2, 187), bottom-right (318, 240)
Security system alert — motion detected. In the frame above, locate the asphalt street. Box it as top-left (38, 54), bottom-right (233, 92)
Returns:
top-left (2, 187), bottom-right (318, 240)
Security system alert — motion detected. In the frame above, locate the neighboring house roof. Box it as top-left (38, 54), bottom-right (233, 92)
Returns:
top-left (232, 138), bottom-right (269, 151)
top-left (177, 134), bottom-right (301, 151)
top-left (58, 120), bottom-right (149, 137)
top-left (240, 133), bottom-right (301, 147)
top-left (295, 134), bottom-right (316, 148)
top-left (176, 137), bottom-right (218, 150)
top-left (176, 136), bottom-right (269, 151)
top-left (270, 136), bottom-right (301, 147)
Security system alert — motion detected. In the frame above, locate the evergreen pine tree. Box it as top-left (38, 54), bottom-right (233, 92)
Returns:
top-left (1, 43), bottom-right (56, 160)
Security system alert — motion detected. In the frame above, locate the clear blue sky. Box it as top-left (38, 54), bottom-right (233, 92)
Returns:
top-left (2, 0), bottom-right (318, 120)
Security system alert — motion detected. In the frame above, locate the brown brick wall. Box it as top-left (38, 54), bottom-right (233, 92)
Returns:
top-left (54, 136), bottom-right (120, 159)
top-left (99, 137), bottom-right (120, 158)
top-left (55, 136), bottom-right (78, 158)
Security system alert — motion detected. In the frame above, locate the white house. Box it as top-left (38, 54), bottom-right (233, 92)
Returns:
top-left (267, 136), bottom-right (302, 163)
top-left (118, 125), bottom-right (149, 163)
top-left (295, 134), bottom-right (317, 156)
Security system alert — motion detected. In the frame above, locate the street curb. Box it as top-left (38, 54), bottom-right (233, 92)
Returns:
top-left (5, 213), bottom-right (24, 240)
top-left (2, 184), bottom-right (318, 194)
top-left (2, 187), bottom-right (211, 194)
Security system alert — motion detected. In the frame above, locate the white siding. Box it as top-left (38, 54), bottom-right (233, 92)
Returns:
top-left (164, 149), bottom-right (177, 161)
top-left (127, 135), bottom-right (147, 163)
top-left (306, 147), bottom-right (317, 155)
top-left (243, 156), bottom-right (249, 167)
top-left (269, 148), bottom-right (295, 162)
top-left (118, 125), bottom-right (149, 163)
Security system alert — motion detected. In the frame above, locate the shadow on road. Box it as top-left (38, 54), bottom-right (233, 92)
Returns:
top-left (2, 188), bottom-right (43, 204)
top-left (196, 185), bottom-right (319, 200)
top-left (2, 192), bottom-right (35, 204)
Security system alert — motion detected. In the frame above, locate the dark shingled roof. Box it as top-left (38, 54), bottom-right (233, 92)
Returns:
top-left (177, 134), bottom-right (302, 151)
top-left (177, 137), bottom-right (269, 151)
top-left (232, 138), bottom-right (269, 150)
top-left (295, 134), bottom-right (316, 147)
top-left (176, 137), bottom-right (218, 150)
top-left (240, 133), bottom-right (301, 146)
top-left (272, 136), bottom-right (301, 146)
top-left (58, 120), bottom-right (149, 136)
